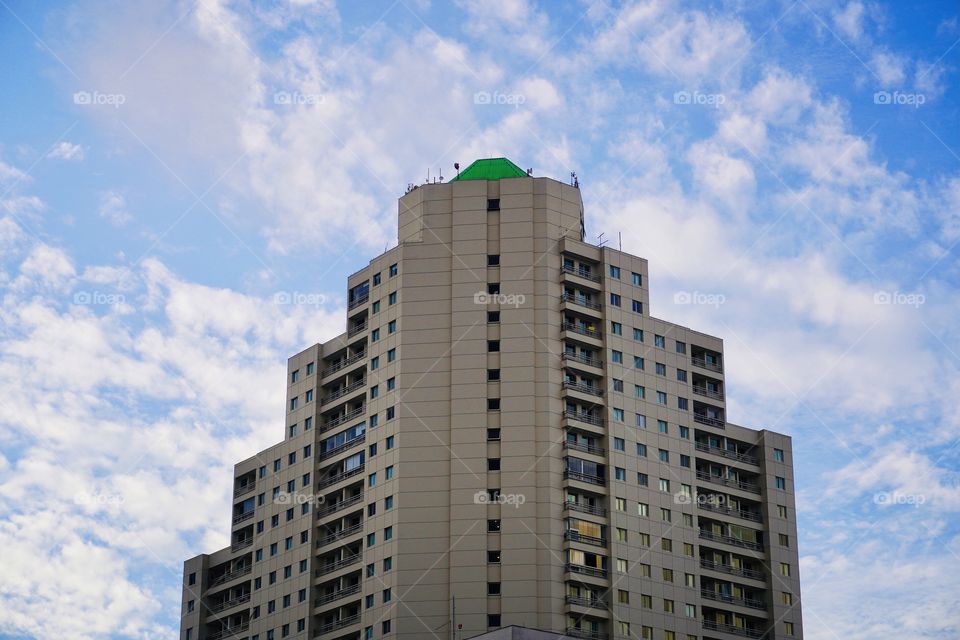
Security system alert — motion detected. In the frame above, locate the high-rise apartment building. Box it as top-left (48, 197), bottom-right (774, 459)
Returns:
top-left (181, 158), bottom-right (803, 640)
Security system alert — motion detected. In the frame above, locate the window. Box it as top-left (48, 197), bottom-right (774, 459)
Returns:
top-left (780, 533), bottom-right (790, 547)
top-left (774, 448), bottom-right (785, 461)
top-left (617, 558), bottom-right (628, 573)
top-left (785, 622), bottom-right (795, 636)
top-left (487, 615), bottom-right (501, 628)
top-left (676, 340), bottom-right (686, 354)
top-left (635, 413), bottom-right (646, 428)
top-left (657, 419), bottom-right (668, 433)
top-left (268, 571), bottom-right (276, 584)
top-left (487, 428), bottom-right (501, 441)
top-left (776, 476), bottom-right (787, 489)
top-left (385, 465), bottom-right (394, 479)
top-left (369, 473), bottom-right (377, 487)
top-left (487, 368), bottom-right (500, 381)
top-left (638, 503), bottom-right (649, 516)
top-left (488, 458), bottom-right (501, 471)
top-left (487, 550), bottom-right (501, 563)
top-left (487, 283), bottom-right (500, 295)
top-left (258, 466), bottom-right (266, 478)
top-left (613, 467), bottom-right (626, 480)
top-left (609, 265), bottom-right (621, 278)
top-left (656, 391), bottom-right (667, 405)
top-left (369, 443), bottom-right (378, 457)
top-left (611, 321), bottom-right (622, 335)
top-left (385, 495), bottom-right (394, 509)
top-left (366, 564), bottom-right (375, 577)
top-left (686, 572), bottom-right (695, 586)
top-left (373, 272), bottom-right (382, 286)
top-left (487, 310), bottom-right (500, 323)
top-left (488, 340), bottom-right (500, 352)
top-left (487, 198), bottom-right (500, 211)
top-left (368, 503), bottom-right (377, 517)
top-left (610, 293), bottom-right (621, 306)
top-left (187, 600), bottom-right (195, 613)
top-left (614, 437), bottom-right (625, 451)
top-left (656, 362), bottom-right (666, 376)
top-left (387, 348), bottom-right (396, 362)
top-left (677, 368), bottom-right (687, 382)
top-left (612, 378), bottom-right (624, 393)
top-left (370, 356), bottom-right (380, 371)
top-left (388, 291), bottom-right (397, 305)
top-left (782, 592), bottom-right (793, 605)
top-left (618, 589), bottom-right (629, 604)
top-left (678, 397), bottom-right (689, 410)
top-left (372, 300), bottom-right (381, 314)
top-left (386, 435), bottom-right (395, 449)
top-left (778, 504), bottom-right (788, 518)
top-left (487, 254), bottom-right (500, 266)
top-left (371, 328), bottom-right (380, 341)
top-left (659, 478), bottom-right (670, 492)
top-left (685, 604), bottom-right (696, 618)
top-left (386, 406), bottom-right (395, 420)
top-left (488, 519), bottom-right (501, 531)
top-left (387, 377), bottom-right (396, 390)
top-left (632, 299), bottom-right (643, 313)
top-left (370, 385), bottom-right (379, 399)
top-left (615, 497), bottom-right (626, 511)
top-left (680, 454), bottom-right (690, 468)
top-left (288, 424), bottom-right (297, 438)
top-left (641, 594), bottom-right (652, 608)
top-left (661, 538), bottom-right (673, 552)
top-left (384, 526), bottom-right (393, 540)
top-left (291, 369), bottom-right (299, 383)
top-left (618, 623), bottom-right (630, 635)
top-left (613, 408), bottom-right (624, 422)
top-left (370, 415), bottom-right (378, 428)
top-left (637, 472), bottom-right (648, 486)
top-left (612, 350), bottom-right (622, 363)
top-left (388, 319), bottom-right (396, 333)
top-left (382, 621), bottom-right (391, 634)
top-left (487, 582), bottom-right (501, 595)
top-left (633, 328), bottom-right (644, 341)
top-left (639, 563), bottom-right (651, 576)
top-left (383, 557), bottom-right (392, 571)
top-left (306, 362), bottom-right (314, 375)
top-left (487, 398), bottom-right (501, 411)
top-left (389, 263), bottom-right (398, 277)
top-left (683, 543), bottom-right (695, 557)
top-left (679, 425), bottom-right (689, 439)
top-left (634, 356), bottom-right (644, 369)
top-left (659, 449), bottom-right (669, 462)
top-left (636, 443), bottom-right (647, 457)
top-left (663, 567), bottom-right (674, 581)
top-left (367, 532), bottom-right (376, 547)
top-left (655, 334), bottom-right (665, 348)
top-left (780, 562), bottom-right (791, 576)
top-left (289, 397), bottom-right (298, 410)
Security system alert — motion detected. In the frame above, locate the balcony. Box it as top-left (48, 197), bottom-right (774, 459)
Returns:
top-left (701, 588), bottom-right (767, 611)
top-left (564, 409), bottom-right (605, 428)
top-left (565, 595), bottom-right (608, 609)
top-left (699, 529), bottom-right (764, 552)
top-left (323, 379), bottom-right (366, 405)
top-left (561, 292), bottom-right (602, 311)
top-left (209, 565), bottom-right (251, 588)
top-left (317, 464), bottom-right (364, 489)
top-left (322, 406), bottom-right (365, 433)
top-left (319, 434), bottom-right (366, 461)
top-left (317, 493), bottom-right (363, 518)
top-left (563, 380), bottom-right (604, 397)
top-left (231, 510), bottom-right (254, 525)
top-left (698, 500), bottom-right (763, 523)
top-left (564, 501), bottom-right (607, 517)
top-left (702, 620), bottom-right (765, 639)
top-left (694, 413), bottom-right (725, 428)
top-left (315, 553), bottom-right (361, 577)
top-left (315, 583), bottom-right (361, 608)
top-left (691, 356), bottom-right (723, 373)
top-left (565, 563), bottom-right (608, 579)
top-left (561, 322), bottom-right (601, 340)
top-left (562, 352), bottom-right (603, 369)
top-left (317, 523), bottom-right (363, 548)
top-left (315, 613), bottom-right (361, 636)
top-left (233, 483), bottom-right (254, 498)
top-left (230, 538), bottom-right (253, 552)
top-left (564, 441), bottom-right (605, 456)
top-left (208, 593), bottom-right (251, 614)
top-left (565, 628), bottom-right (608, 640)
top-left (208, 622), bottom-right (250, 640)
top-left (564, 470), bottom-right (605, 486)
top-left (564, 530), bottom-right (607, 548)
top-left (347, 320), bottom-right (367, 338)
top-left (561, 265), bottom-right (602, 283)
top-left (322, 351), bottom-right (365, 379)
top-left (347, 293), bottom-right (369, 311)
top-left (696, 471), bottom-right (761, 494)
top-left (693, 385), bottom-right (724, 401)
top-left (695, 441), bottom-right (759, 466)
top-left (700, 558), bottom-right (765, 581)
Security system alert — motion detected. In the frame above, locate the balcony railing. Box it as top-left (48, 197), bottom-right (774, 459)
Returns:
top-left (564, 530), bottom-right (607, 548)
top-left (322, 351), bottom-right (365, 378)
top-left (692, 385), bottom-right (724, 401)
top-left (565, 563), bottom-right (608, 579)
top-left (323, 378), bottom-right (366, 405)
top-left (691, 356), bottom-right (723, 373)
top-left (321, 405), bottom-right (365, 432)
top-left (695, 441), bottom-right (759, 465)
top-left (564, 441), bottom-right (606, 456)
top-left (699, 529), bottom-right (764, 552)
top-left (696, 471), bottom-right (761, 494)
top-left (699, 558), bottom-right (765, 581)
top-left (565, 628), bottom-right (609, 640)
top-left (317, 523), bottom-right (363, 548)
top-left (315, 553), bottom-right (361, 577)
top-left (702, 620), bottom-right (765, 639)
top-left (230, 538), bottom-right (253, 552)
top-left (561, 265), bottom-right (602, 283)
top-left (561, 322), bottom-right (601, 339)
top-left (562, 352), bottom-right (603, 368)
top-left (701, 588), bottom-right (767, 610)
top-left (317, 464), bottom-right (364, 489)
top-left (694, 413), bottom-right (726, 428)
top-left (315, 583), bottom-right (361, 608)
top-left (209, 565), bottom-right (252, 588)
top-left (317, 493), bottom-right (363, 518)
top-left (208, 622), bottom-right (250, 640)
top-left (231, 510), bottom-right (254, 525)
top-left (563, 380), bottom-right (604, 397)
top-left (318, 434), bottom-right (366, 461)
top-left (564, 470), bottom-right (606, 486)
top-left (565, 595), bottom-right (608, 609)
top-left (233, 483), bottom-right (254, 498)
top-left (561, 293), bottom-right (602, 311)
top-left (564, 501), bottom-right (607, 517)
top-left (347, 293), bottom-right (369, 311)
top-left (698, 500), bottom-right (763, 523)
top-left (316, 613), bottom-right (361, 636)
top-left (208, 593), bottom-right (251, 614)
top-left (347, 321), bottom-right (367, 337)
top-left (564, 409), bottom-right (605, 427)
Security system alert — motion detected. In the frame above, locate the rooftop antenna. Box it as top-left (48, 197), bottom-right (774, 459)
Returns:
top-left (570, 171), bottom-right (579, 188)
top-left (597, 232), bottom-right (607, 248)
top-left (454, 162), bottom-right (460, 178)
top-left (619, 232), bottom-right (622, 251)
top-left (426, 168), bottom-right (430, 184)
top-left (526, 167), bottom-right (533, 175)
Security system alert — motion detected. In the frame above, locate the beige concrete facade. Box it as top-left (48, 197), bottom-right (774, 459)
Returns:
top-left (181, 167), bottom-right (803, 640)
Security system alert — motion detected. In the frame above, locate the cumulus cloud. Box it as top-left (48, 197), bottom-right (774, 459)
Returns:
top-left (46, 141), bottom-right (85, 161)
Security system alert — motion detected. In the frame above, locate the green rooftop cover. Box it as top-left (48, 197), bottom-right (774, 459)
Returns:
top-left (450, 157), bottom-right (528, 181)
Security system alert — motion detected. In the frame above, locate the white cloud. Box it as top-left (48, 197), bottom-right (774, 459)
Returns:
top-left (871, 50), bottom-right (908, 85)
top-left (833, 1), bottom-right (866, 41)
top-left (98, 190), bottom-right (131, 226)
top-left (46, 141), bottom-right (85, 161)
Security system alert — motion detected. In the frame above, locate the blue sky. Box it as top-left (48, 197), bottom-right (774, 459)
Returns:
top-left (0, 0), bottom-right (958, 638)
